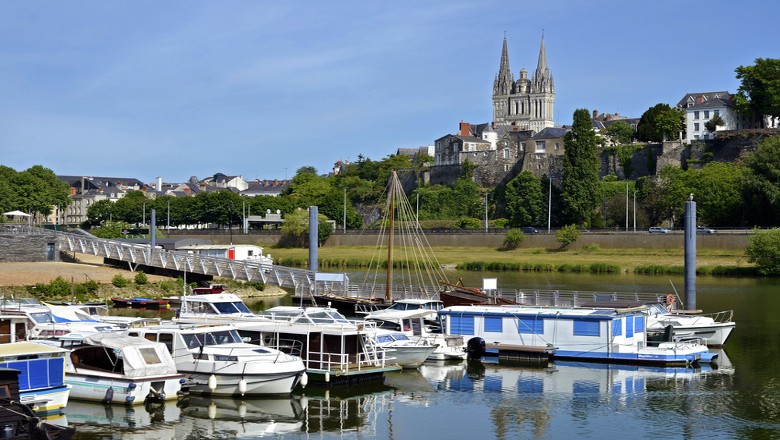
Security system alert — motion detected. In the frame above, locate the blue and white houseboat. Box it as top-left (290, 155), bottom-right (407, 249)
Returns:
top-left (438, 305), bottom-right (718, 366)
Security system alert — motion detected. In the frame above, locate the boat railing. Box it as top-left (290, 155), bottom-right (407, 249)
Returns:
top-left (500, 289), bottom-right (676, 309)
top-left (700, 310), bottom-right (734, 324)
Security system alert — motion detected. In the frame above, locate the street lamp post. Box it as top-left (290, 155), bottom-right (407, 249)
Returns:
top-left (142, 202), bottom-right (146, 227)
top-left (343, 187), bottom-right (349, 233)
top-left (416, 190), bottom-right (420, 227)
top-left (167, 200), bottom-right (170, 229)
top-left (484, 192), bottom-right (489, 233)
top-left (625, 182), bottom-right (629, 232)
top-left (633, 190), bottom-right (638, 233)
top-left (548, 176), bottom-right (553, 233)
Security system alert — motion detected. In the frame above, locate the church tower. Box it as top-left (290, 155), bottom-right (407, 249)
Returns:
top-left (492, 34), bottom-right (555, 132)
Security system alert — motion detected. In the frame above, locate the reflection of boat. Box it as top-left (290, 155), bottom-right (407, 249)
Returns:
top-left (57, 333), bottom-right (187, 404)
top-left (440, 305), bottom-right (718, 366)
top-left (125, 323), bottom-right (307, 396)
top-left (178, 396), bottom-right (304, 437)
top-left (64, 400), bottom-right (182, 440)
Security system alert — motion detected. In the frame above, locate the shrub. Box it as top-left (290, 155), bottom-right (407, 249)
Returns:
top-left (555, 224), bottom-right (582, 249)
top-left (493, 218), bottom-right (509, 229)
top-left (134, 271), bottom-right (149, 285)
top-left (83, 280), bottom-right (99, 292)
top-left (111, 274), bottom-right (129, 288)
top-left (455, 217), bottom-right (482, 229)
top-left (746, 228), bottom-right (780, 275)
top-left (502, 229), bottom-right (525, 249)
top-left (582, 244), bottom-right (601, 252)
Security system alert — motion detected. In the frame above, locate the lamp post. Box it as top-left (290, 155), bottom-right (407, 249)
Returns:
top-left (625, 181), bottom-right (629, 232)
top-left (415, 190), bottom-right (420, 227)
top-left (633, 190), bottom-right (638, 233)
top-left (343, 187), bottom-right (349, 233)
top-left (548, 176), bottom-right (553, 233)
top-left (167, 200), bottom-right (170, 229)
top-left (484, 192), bottom-right (489, 233)
top-left (142, 202), bottom-right (146, 227)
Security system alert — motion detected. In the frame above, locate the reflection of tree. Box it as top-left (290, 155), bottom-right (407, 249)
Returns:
top-left (489, 396), bottom-right (552, 439)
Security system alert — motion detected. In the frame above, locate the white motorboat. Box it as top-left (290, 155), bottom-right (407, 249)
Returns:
top-left (57, 333), bottom-right (187, 405)
top-left (173, 294), bottom-right (400, 384)
top-left (0, 341), bottom-right (71, 414)
top-left (366, 309), bottom-right (467, 361)
top-left (369, 329), bottom-right (438, 368)
top-left (125, 323), bottom-right (307, 396)
top-left (580, 301), bottom-right (735, 347)
top-left (3, 305), bottom-right (121, 340)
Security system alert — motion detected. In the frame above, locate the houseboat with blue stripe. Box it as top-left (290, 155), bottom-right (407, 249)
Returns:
top-left (438, 305), bottom-right (717, 366)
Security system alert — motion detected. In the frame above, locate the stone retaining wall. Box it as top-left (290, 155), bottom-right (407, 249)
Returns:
top-left (0, 231), bottom-right (60, 262)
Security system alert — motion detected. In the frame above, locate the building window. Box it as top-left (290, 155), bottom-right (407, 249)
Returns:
top-left (694, 111), bottom-right (699, 119)
top-left (555, 143), bottom-right (560, 151)
top-left (714, 110), bottom-right (719, 117)
top-left (436, 142), bottom-right (440, 151)
top-left (535, 141), bottom-right (545, 153)
top-left (503, 148), bottom-right (510, 159)
top-left (536, 154), bottom-right (542, 160)
top-left (694, 123), bottom-right (700, 131)
top-left (484, 151), bottom-right (488, 156)
top-left (704, 110), bottom-right (710, 119)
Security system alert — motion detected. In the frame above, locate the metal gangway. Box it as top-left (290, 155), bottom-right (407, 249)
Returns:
top-left (4, 225), bottom-right (327, 293)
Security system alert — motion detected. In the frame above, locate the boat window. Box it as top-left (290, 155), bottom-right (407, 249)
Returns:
top-left (0, 386), bottom-right (9, 399)
top-left (573, 319), bottom-right (600, 337)
top-left (158, 333), bottom-right (173, 352)
top-left (376, 335), bottom-right (394, 344)
top-left (517, 317), bottom-right (544, 334)
top-left (450, 316), bottom-right (474, 335)
top-left (391, 333), bottom-right (411, 341)
top-left (213, 302), bottom-right (248, 314)
top-left (30, 313), bottom-right (53, 324)
top-left (485, 316), bottom-right (502, 333)
top-left (306, 312), bottom-right (335, 324)
top-left (324, 310), bottom-right (351, 323)
top-left (253, 348), bottom-right (272, 354)
top-left (410, 319), bottom-right (422, 336)
top-left (612, 319), bottom-right (622, 336)
top-left (635, 316), bottom-right (645, 333)
top-left (139, 347), bottom-right (162, 364)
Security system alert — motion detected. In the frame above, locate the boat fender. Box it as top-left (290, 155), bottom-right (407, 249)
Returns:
top-left (103, 386), bottom-right (114, 404)
top-left (466, 337), bottom-right (486, 361)
top-left (325, 371), bottom-right (330, 383)
top-left (208, 374), bottom-right (218, 392)
top-left (300, 372), bottom-right (308, 388)
top-left (238, 378), bottom-right (247, 396)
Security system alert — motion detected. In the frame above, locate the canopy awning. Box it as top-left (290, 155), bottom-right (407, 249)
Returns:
top-left (2, 210), bottom-right (30, 217)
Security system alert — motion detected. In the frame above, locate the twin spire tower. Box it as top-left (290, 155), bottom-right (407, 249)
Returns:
top-left (492, 34), bottom-right (555, 132)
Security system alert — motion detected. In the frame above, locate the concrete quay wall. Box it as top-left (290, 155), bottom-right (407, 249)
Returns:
top-left (176, 231), bottom-right (748, 251)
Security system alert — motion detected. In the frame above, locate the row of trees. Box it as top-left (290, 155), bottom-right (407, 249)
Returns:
top-left (0, 165), bottom-right (71, 222)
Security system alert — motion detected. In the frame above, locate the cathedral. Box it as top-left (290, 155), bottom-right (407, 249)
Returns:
top-left (492, 35), bottom-right (555, 132)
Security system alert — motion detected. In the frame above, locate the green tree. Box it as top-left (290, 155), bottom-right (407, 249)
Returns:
top-left (746, 228), bottom-right (780, 275)
top-left (462, 159), bottom-right (476, 181)
top-left (296, 166), bottom-right (318, 176)
top-left (86, 199), bottom-right (115, 226)
top-left (605, 120), bottom-right (634, 145)
top-left (455, 217), bottom-right (481, 229)
top-left (90, 221), bottom-right (132, 239)
top-left (281, 209), bottom-right (332, 247)
top-left (555, 224), bottom-right (582, 249)
top-left (704, 114), bottom-right (725, 133)
top-left (636, 103), bottom-right (684, 142)
top-left (505, 171), bottom-right (544, 226)
top-left (112, 190), bottom-right (149, 224)
top-left (562, 109), bottom-right (600, 226)
top-left (735, 58), bottom-right (780, 120)
top-left (741, 136), bottom-right (780, 226)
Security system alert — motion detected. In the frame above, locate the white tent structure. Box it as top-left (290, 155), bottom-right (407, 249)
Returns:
top-left (2, 210), bottom-right (31, 224)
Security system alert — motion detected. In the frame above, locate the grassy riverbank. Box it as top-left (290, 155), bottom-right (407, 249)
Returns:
top-left (269, 245), bottom-right (753, 275)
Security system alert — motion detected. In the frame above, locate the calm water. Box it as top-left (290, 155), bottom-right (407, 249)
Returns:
top-left (67, 271), bottom-right (780, 439)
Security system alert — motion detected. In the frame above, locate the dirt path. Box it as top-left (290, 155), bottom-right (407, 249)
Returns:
top-left (0, 261), bottom-right (170, 287)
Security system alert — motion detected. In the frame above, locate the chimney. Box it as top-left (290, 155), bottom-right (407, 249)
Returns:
top-left (593, 110), bottom-right (598, 119)
top-left (99, 188), bottom-right (103, 193)
top-left (460, 121), bottom-right (470, 136)
top-left (70, 187), bottom-right (76, 196)
top-left (273, 179), bottom-right (279, 186)
top-left (184, 187), bottom-right (191, 195)
top-left (156, 177), bottom-right (162, 190)
top-left (81, 177), bottom-right (85, 193)
top-left (696, 96), bottom-right (704, 104)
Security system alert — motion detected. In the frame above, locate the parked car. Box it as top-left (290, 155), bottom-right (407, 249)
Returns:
top-left (521, 227), bottom-right (541, 234)
top-left (648, 227), bottom-right (671, 234)
top-left (696, 226), bottom-right (717, 234)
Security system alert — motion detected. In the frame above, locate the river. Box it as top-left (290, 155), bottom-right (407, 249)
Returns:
top-left (66, 270), bottom-right (780, 439)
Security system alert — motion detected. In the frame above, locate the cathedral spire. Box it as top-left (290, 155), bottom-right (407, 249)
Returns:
top-left (493, 36), bottom-right (514, 96)
top-left (535, 32), bottom-right (548, 78)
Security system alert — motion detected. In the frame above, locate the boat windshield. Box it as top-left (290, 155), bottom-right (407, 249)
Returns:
top-left (212, 302), bottom-right (252, 315)
top-left (647, 304), bottom-right (671, 315)
top-left (30, 312), bottom-right (53, 324)
top-left (391, 333), bottom-right (411, 341)
top-left (375, 334), bottom-right (395, 344)
top-left (182, 330), bottom-right (241, 348)
top-left (300, 310), bottom-right (351, 324)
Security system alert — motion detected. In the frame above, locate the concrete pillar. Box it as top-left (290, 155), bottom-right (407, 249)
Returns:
top-left (151, 209), bottom-right (156, 251)
top-left (308, 206), bottom-right (318, 273)
top-left (684, 200), bottom-right (696, 310)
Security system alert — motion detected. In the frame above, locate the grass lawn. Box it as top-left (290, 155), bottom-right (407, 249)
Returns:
top-left (267, 245), bottom-right (750, 274)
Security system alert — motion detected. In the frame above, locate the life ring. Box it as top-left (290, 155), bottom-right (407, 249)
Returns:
top-left (666, 294), bottom-right (675, 306)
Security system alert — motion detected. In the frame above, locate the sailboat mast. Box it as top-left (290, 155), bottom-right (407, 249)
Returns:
top-left (386, 173), bottom-right (395, 301)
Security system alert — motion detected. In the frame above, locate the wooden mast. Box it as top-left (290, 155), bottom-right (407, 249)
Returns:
top-left (386, 172), bottom-right (395, 301)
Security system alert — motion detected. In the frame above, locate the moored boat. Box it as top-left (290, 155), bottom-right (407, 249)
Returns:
top-left (0, 342), bottom-right (71, 414)
top-left (125, 323), bottom-right (307, 396)
top-left (112, 297), bottom-right (170, 309)
top-left (57, 333), bottom-right (188, 405)
top-left (439, 304), bottom-right (718, 366)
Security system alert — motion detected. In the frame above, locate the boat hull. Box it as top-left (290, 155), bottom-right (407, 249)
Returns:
top-left (65, 372), bottom-right (185, 405)
top-left (384, 345), bottom-right (438, 368)
top-left (20, 385), bottom-right (71, 414)
top-left (648, 322), bottom-right (735, 347)
top-left (182, 370), bottom-right (305, 397)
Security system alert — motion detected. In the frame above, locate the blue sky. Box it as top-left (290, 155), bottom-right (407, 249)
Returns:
top-left (1, 1), bottom-right (777, 185)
